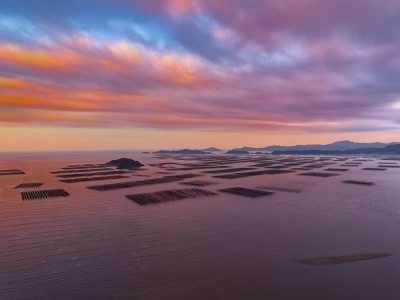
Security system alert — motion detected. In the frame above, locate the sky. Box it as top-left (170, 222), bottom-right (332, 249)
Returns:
top-left (1, 0), bottom-right (400, 151)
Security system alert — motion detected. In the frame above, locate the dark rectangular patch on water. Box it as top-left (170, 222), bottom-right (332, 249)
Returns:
top-left (267, 165), bottom-right (289, 169)
top-left (378, 165), bottom-right (400, 168)
top-left (88, 173), bottom-right (201, 191)
top-left (56, 170), bottom-right (131, 178)
top-left (60, 175), bottom-right (131, 183)
top-left (256, 186), bottom-right (301, 193)
top-left (155, 171), bottom-right (175, 174)
top-left (0, 169), bottom-right (25, 176)
top-left (303, 164), bottom-right (331, 169)
top-left (325, 168), bottom-right (349, 172)
top-left (15, 183), bottom-right (43, 189)
top-left (299, 172), bottom-right (339, 177)
top-left (362, 167), bottom-right (386, 171)
top-left (342, 180), bottom-right (374, 186)
top-left (62, 164), bottom-right (107, 170)
top-left (218, 187), bottom-right (274, 198)
top-left (126, 188), bottom-right (217, 205)
top-left (0, 169), bottom-right (22, 173)
top-left (202, 167), bottom-right (256, 174)
top-left (180, 180), bottom-right (217, 186)
top-left (166, 165), bottom-right (230, 171)
top-left (249, 163), bottom-right (276, 167)
top-left (214, 169), bottom-right (292, 179)
top-left (51, 168), bottom-right (113, 174)
top-left (21, 189), bottom-right (70, 201)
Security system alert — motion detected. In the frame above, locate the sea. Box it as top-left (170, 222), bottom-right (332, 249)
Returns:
top-left (1, 151), bottom-right (399, 300)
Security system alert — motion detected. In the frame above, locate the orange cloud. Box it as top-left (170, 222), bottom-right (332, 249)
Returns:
top-left (0, 109), bottom-right (103, 127)
top-left (106, 41), bottom-right (140, 62)
top-left (0, 42), bottom-right (142, 75)
top-left (0, 44), bottom-right (82, 70)
top-left (0, 41), bottom-right (215, 90)
top-left (0, 93), bottom-right (100, 112)
top-left (0, 74), bottom-right (168, 115)
top-left (158, 55), bottom-right (204, 86)
top-left (0, 76), bottom-right (31, 89)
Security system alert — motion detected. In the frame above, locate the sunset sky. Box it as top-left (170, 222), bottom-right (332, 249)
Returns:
top-left (1, 0), bottom-right (400, 151)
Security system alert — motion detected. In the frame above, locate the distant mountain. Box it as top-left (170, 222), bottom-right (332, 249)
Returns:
top-left (197, 147), bottom-right (222, 152)
top-left (272, 144), bottom-right (400, 155)
top-left (153, 149), bottom-right (208, 154)
top-left (235, 146), bottom-right (266, 152)
top-left (153, 141), bottom-right (399, 155)
top-left (380, 144), bottom-right (400, 154)
top-left (225, 149), bottom-right (250, 154)
top-left (232, 140), bottom-right (399, 152)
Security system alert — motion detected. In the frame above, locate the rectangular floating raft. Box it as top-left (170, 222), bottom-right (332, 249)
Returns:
top-left (166, 165), bottom-right (229, 171)
top-left (126, 188), bottom-right (217, 205)
top-left (342, 180), bottom-right (374, 186)
top-left (202, 167), bottom-right (256, 174)
top-left (298, 172), bottom-right (339, 177)
top-left (0, 170), bottom-right (25, 176)
top-left (378, 165), bottom-right (400, 168)
top-left (0, 169), bottom-right (23, 173)
top-left (50, 168), bottom-right (113, 174)
top-left (214, 169), bottom-right (292, 179)
top-left (180, 180), bottom-right (217, 186)
top-left (256, 186), bottom-right (301, 193)
top-left (21, 189), bottom-right (70, 201)
top-left (60, 175), bottom-right (131, 183)
top-left (15, 183), bottom-right (43, 189)
top-left (88, 174), bottom-right (201, 191)
top-left (267, 165), bottom-right (290, 169)
top-left (56, 170), bottom-right (131, 178)
top-left (61, 164), bottom-right (108, 170)
top-left (218, 187), bottom-right (275, 198)
top-left (250, 163), bottom-right (277, 167)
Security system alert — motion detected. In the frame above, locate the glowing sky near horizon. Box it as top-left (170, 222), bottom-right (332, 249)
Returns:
top-left (1, 0), bottom-right (400, 151)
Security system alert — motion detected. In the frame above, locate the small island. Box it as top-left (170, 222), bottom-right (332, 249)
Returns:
top-left (105, 158), bottom-right (144, 169)
top-left (153, 149), bottom-right (208, 155)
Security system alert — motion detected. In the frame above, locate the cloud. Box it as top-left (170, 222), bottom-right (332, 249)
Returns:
top-left (0, 0), bottom-right (399, 135)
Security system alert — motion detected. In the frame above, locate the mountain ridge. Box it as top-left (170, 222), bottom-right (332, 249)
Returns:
top-left (272, 143), bottom-right (400, 155)
top-left (232, 140), bottom-right (399, 152)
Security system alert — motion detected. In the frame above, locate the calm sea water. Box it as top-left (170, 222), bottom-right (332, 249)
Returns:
top-left (1, 152), bottom-right (400, 300)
